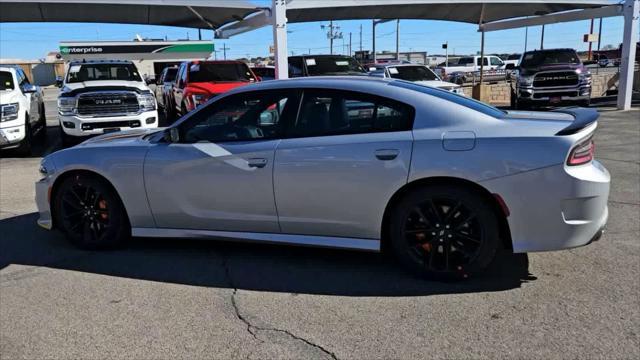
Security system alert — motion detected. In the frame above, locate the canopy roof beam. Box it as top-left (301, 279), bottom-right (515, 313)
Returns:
top-left (480, 4), bottom-right (623, 32)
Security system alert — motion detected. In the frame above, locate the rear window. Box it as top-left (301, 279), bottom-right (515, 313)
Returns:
top-left (251, 67), bottom-right (275, 78)
top-left (304, 57), bottom-right (366, 76)
top-left (188, 63), bottom-right (254, 82)
top-left (457, 57), bottom-right (474, 65)
top-left (0, 71), bottom-right (14, 90)
top-left (388, 66), bottom-right (439, 81)
top-left (66, 63), bottom-right (142, 83)
top-left (391, 80), bottom-right (506, 118)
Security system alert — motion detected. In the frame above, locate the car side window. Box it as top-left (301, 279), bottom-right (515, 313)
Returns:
top-left (476, 58), bottom-right (489, 66)
top-left (289, 58), bottom-right (304, 77)
top-left (177, 64), bottom-right (187, 87)
top-left (490, 57), bottom-right (503, 66)
top-left (181, 91), bottom-right (294, 143)
top-left (289, 89), bottom-right (414, 138)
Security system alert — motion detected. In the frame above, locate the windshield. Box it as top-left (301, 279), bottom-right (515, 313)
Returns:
top-left (520, 50), bottom-right (581, 67)
top-left (66, 63), bottom-right (142, 83)
top-left (0, 71), bottom-right (14, 90)
top-left (164, 68), bottom-right (178, 82)
top-left (304, 57), bottom-right (366, 76)
top-left (189, 63), bottom-right (254, 82)
top-left (388, 66), bottom-right (439, 81)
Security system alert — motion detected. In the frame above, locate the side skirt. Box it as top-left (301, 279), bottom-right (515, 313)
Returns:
top-left (131, 228), bottom-right (381, 252)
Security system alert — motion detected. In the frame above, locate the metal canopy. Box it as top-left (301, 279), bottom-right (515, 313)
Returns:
top-left (0, 0), bottom-right (261, 30)
top-left (284, 0), bottom-right (617, 24)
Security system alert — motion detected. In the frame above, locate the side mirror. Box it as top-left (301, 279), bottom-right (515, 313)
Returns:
top-left (22, 84), bottom-right (37, 93)
top-left (55, 77), bottom-right (63, 88)
top-left (505, 64), bottom-right (515, 70)
top-left (165, 127), bottom-right (180, 143)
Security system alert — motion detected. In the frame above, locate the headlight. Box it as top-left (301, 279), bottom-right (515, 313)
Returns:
top-left (58, 97), bottom-right (76, 115)
top-left (191, 94), bottom-right (209, 107)
top-left (1, 103), bottom-right (19, 122)
top-left (137, 92), bottom-right (157, 111)
top-left (518, 75), bottom-right (534, 86)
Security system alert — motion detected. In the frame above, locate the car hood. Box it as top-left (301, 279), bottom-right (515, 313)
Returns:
top-left (63, 80), bottom-right (149, 91)
top-left (75, 128), bottom-right (165, 148)
top-left (187, 81), bottom-right (251, 95)
top-left (0, 89), bottom-right (20, 105)
top-left (414, 80), bottom-right (460, 90)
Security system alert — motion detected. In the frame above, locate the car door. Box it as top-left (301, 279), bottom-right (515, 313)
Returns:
top-left (144, 89), bottom-right (298, 233)
top-left (274, 89), bottom-right (414, 240)
top-left (17, 69), bottom-right (38, 126)
top-left (173, 63), bottom-right (187, 115)
top-left (155, 69), bottom-right (165, 107)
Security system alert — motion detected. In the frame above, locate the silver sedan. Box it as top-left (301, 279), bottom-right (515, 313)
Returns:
top-left (35, 77), bottom-right (610, 280)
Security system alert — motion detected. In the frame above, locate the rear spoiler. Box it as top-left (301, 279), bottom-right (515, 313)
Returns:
top-left (554, 107), bottom-right (599, 136)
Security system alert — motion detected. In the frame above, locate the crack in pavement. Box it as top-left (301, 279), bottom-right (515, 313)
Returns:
top-left (221, 256), bottom-right (338, 360)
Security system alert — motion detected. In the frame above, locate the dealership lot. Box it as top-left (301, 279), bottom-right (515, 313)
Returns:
top-left (0, 97), bottom-right (638, 358)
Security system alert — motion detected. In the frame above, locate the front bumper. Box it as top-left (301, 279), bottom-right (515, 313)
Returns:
top-left (0, 124), bottom-right (26, 149)
top-left (518, 84), bottom-right (591, 103)
top-left (59, 110), bottom-right (159, 137)
top-left (481, 160), bottom-right (610, 253)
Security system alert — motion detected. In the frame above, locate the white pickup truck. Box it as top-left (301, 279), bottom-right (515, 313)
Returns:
top-left (437, 55), bottom-right (507, 83)
top-left (0, 66), bottom-right (46, 155)
top-left (57, 60), bottom-right (158, 145)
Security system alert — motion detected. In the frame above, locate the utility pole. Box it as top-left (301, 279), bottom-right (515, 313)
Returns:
top-left (220, 43), bottom-right (230, 60)
top-left (395, 19), bottom-right (400, 60)
top-left (359, 24), bottom-right (363, 52)
top-left (198, 29), bottom-right (202, 40)
top-left (321, 21), bottom-right (342, 55)
top-left (330, 20), bottom-right (334, 54)
top-left (349, 32), bottom-right (352, 56)
top-left (524, 26), bottom-right (528, 52)
top-left (540, 24), bottom-right (545, 50)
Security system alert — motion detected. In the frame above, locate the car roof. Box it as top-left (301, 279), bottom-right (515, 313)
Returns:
top-left (0, 65), bottom-right (20, 72)
top-left (69, 59), bottom-right (133, 65)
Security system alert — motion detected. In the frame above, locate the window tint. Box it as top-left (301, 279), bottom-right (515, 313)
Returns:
top-left (490, 57), bottom-right (503, 66)
top-left (476, 58), bottom-right (489, 66)
top-left (290, 90), bottom-right (414, 138)
top-left (164, 67), bottom-right (178, 82)
top-left (182, 91), bottom-right (292, 143)
top-left (188, 62), bottom-right (254, 82)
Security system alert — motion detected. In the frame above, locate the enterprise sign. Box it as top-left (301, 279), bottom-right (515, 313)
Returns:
top-left (59, 43), bottom-right (214, 55)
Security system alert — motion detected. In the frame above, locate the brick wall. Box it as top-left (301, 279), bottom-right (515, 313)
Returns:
top-left (461, 71), bottom-right (625, 106)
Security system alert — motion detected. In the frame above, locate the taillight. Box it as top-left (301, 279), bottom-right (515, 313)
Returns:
top-left (567, 136), bottom-right (595, 166)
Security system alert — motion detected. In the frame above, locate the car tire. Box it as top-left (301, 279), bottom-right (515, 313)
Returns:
top-left (54, 174), bottom-right (130, 250)
top-left (15, 118), bottom-right (32, 156)
top-left (36, 103), bottom-right (47, 141)
top-left (388, 185), bottom-right (500, 281)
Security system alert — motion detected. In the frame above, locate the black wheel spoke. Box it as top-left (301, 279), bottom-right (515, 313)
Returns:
top-left (454, 214), bottom-right (476, 230)
top-left (62, 197), bottom-right (82, 210)
top-left (63, 210), bottom-right (84, 219)
top-left (455, 231), bottom-right (481, 244)
top-left (405, 227), bottom-right (435, 234)
top-left (443, 201), bottom-right (462, 223)
top-left (413, 206), bottom-right (431, 226)
top-left (70, 188), bottom-right (84, 205)
top-left (427, 199), bottom-right (442, 223)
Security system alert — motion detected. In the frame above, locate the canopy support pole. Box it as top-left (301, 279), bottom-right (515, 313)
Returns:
top-left (478, 4), bottom-right (486, 100)
top-left (272, 0), bottom-right (289, 79)
top-left (617, 0), bottom-right (639, 110)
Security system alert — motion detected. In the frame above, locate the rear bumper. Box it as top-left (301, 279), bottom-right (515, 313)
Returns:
top-left (481, 160), bottom-right (610, 253)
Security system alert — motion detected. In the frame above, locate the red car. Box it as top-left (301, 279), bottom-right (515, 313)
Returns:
top-left (170, 60), bottom-right (257, 119)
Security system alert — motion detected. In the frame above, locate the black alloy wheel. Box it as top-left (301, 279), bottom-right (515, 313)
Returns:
top-left (390, 186), bottom-right (499, 280)
top-left (55, 175), bottom-right (129, 249)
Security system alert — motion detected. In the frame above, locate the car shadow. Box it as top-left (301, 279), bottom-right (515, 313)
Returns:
top-left (0, 213), bottom-right (536, 296)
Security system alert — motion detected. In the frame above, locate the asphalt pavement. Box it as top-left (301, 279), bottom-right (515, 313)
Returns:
top-left (0, 90), bottom-right (638, 359)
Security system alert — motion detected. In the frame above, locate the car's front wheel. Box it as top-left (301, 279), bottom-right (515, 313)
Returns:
top-left (389, 185), bottom-right (500, 280)
top-left (54, 174), bottom-right (130, 250)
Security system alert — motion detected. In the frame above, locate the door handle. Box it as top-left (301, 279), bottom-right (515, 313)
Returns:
top-left (247, 158), bottom-right (268, 168)
top-left (375, 149), bottom-right (399, 161)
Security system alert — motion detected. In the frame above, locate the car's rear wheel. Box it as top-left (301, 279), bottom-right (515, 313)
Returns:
top-left (54, 174), bottom-right (130, 250)
top-left (389, 185), bottom-right (499, 280)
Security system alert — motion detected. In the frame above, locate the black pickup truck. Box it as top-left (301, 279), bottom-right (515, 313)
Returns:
top-left (510, 48), bottom-right (592, 109)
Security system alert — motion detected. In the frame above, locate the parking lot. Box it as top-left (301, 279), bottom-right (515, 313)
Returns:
top-left (0, 88), bottom-right (638, 358)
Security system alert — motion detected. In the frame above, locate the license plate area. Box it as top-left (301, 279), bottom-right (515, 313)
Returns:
top-left (102, 128), bottom-right (120, 134)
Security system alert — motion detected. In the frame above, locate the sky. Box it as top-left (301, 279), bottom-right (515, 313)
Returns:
top-left (0, 6), bottom-right (630, 61)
